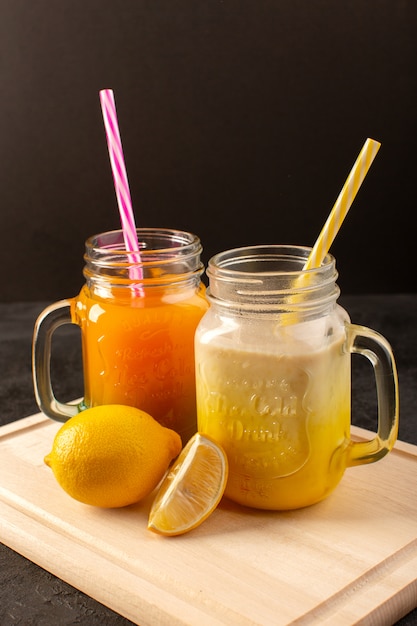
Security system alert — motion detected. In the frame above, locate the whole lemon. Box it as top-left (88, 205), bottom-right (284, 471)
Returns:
top-left (44, 405), bottom-right (182, 508)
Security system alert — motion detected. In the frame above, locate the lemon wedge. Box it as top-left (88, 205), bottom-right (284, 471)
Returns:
top-left (148, 433), bottom-right (228, 536)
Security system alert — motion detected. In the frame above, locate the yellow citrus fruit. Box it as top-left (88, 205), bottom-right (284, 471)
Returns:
top-left (148, 433), bottom-right (228, 536)
top-left (44, 405), bottom-right (182, 508)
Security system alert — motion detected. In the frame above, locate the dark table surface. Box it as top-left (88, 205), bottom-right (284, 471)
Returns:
top-left (1, 295), bottom-right (416, 626)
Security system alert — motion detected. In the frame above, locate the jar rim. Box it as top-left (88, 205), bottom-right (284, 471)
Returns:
top-left (82, 227), bottom-right (204, 287)
top-left (206, 244), bottom-right (339, 315)
top-left (86, 227), bottom-right (201, 260)
top-left (207, 244), bottom-right (335, 280)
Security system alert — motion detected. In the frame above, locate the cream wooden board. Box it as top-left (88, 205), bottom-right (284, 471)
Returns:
top-left (1, 412), bottom-right (417, 626)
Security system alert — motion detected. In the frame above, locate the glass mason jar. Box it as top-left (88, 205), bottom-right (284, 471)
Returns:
top-left (195, 245), bottom-right (399, 510)
top-left (33, 228), bottom-right (209, 444)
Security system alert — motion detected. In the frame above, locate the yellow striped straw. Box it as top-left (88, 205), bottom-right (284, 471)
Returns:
top-left (304, 137), bottom-right (381, 270)
top-left (281, 138), bottom-right (381, 326)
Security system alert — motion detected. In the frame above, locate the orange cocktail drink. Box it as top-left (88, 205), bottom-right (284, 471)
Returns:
top-left (32, 228), bottom-right (208, 444)
top-left (75, 279), bottom-right (208, 443)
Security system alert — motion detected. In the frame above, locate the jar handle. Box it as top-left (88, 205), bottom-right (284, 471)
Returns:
top-left (346, 323), bottom-right (399, 466)
top-left (32, 300), bottom-right (83, 422)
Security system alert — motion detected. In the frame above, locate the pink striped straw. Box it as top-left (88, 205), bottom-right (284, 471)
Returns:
top-left (99, 89), bottom-right (143, 290)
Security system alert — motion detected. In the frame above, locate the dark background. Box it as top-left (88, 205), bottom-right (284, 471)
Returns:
top-left (1, 5), bottom-right (416, 623)
top-left (1, 0), bottom-right (416, 301)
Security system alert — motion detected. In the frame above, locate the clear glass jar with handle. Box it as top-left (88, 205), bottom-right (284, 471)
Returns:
top-left (195, 245), bottom-right (399, 510)
top-left (33, 228), bottom-right (209, 444)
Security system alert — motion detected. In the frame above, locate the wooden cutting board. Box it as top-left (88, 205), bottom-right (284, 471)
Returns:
top-left (1, 412), bottom-right (416, 626)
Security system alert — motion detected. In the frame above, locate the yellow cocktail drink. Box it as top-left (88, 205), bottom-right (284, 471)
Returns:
top-left (196, 328), bottom-right (351, 510)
